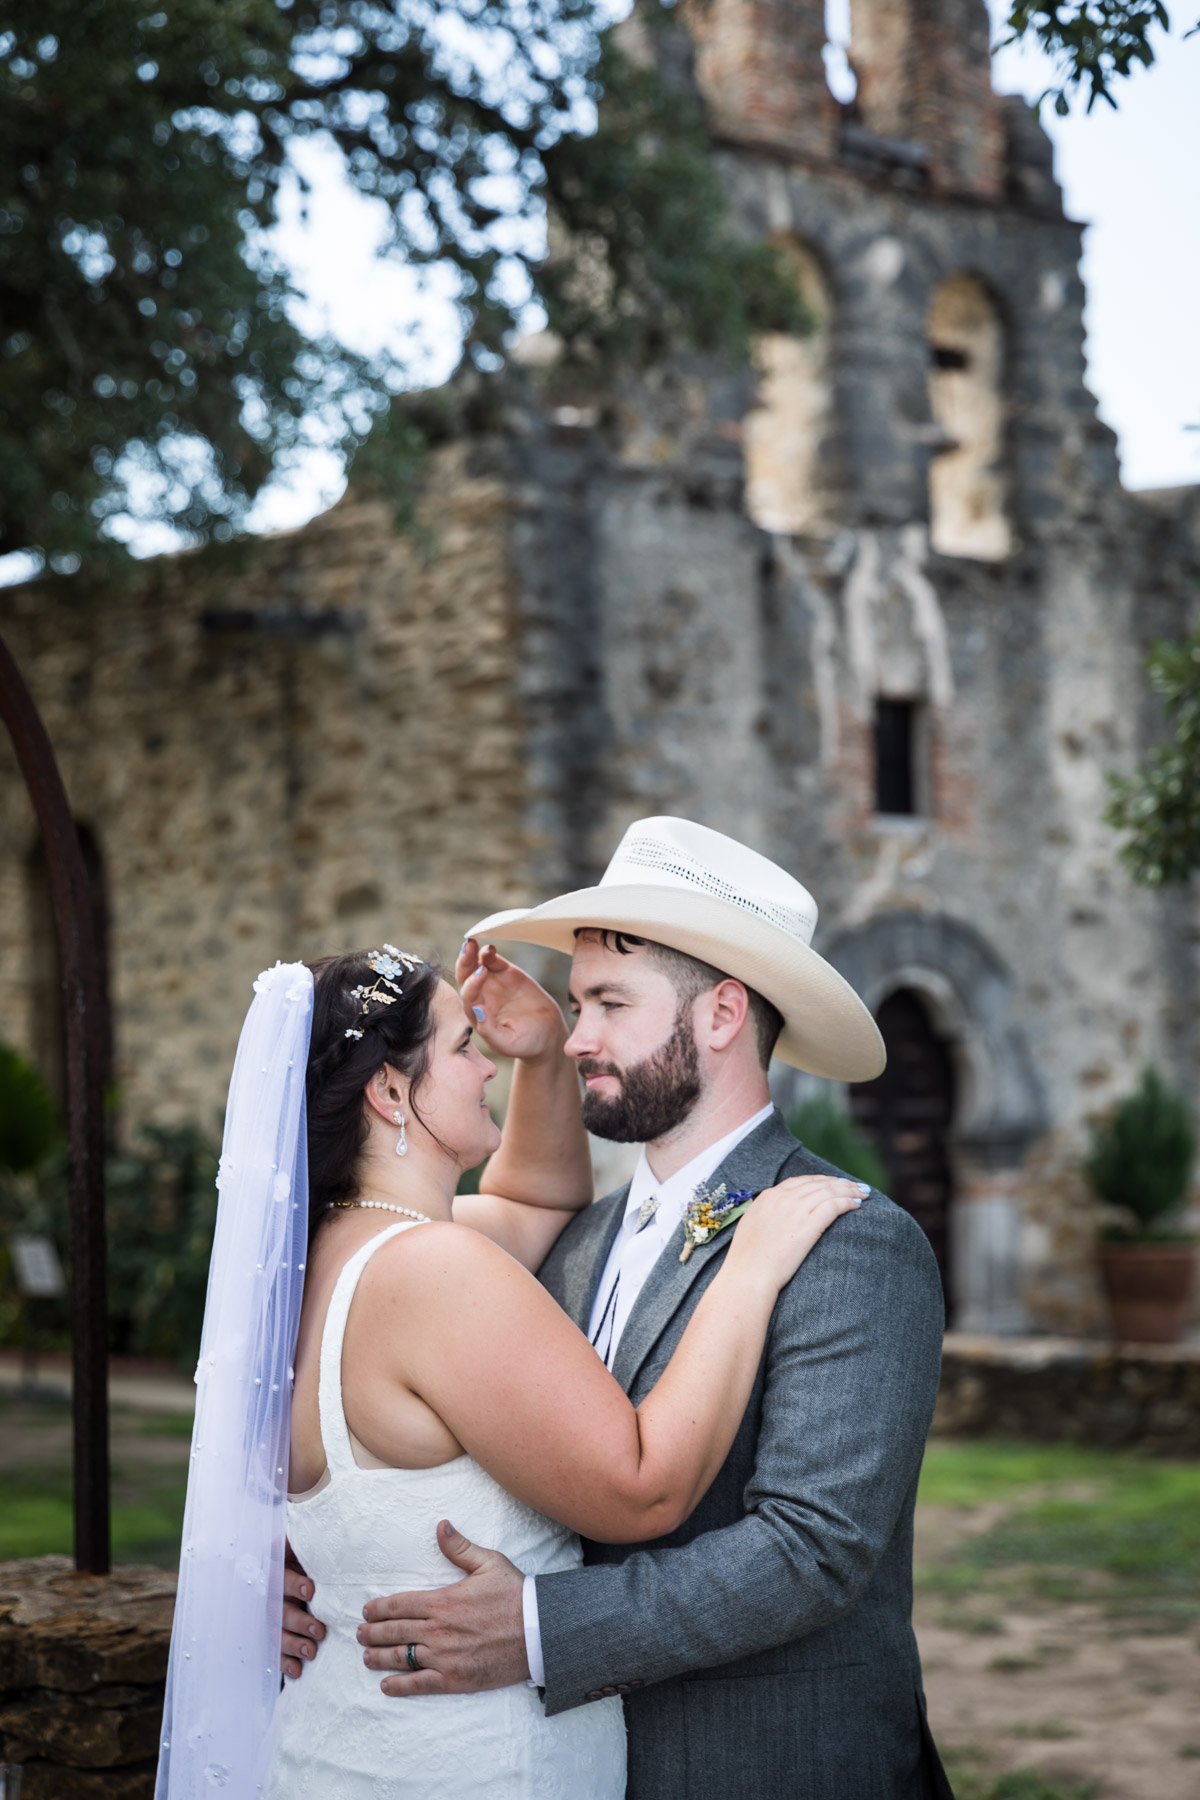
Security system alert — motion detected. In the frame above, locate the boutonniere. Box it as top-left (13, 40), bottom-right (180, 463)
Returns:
top-left (680, 1182), bottom-right (759, 1263)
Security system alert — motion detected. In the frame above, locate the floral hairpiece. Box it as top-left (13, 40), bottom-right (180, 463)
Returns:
top-left (679, 1181), bottom-right (759, 1263)
top-left (343, 945), bottom-right (425, 1039)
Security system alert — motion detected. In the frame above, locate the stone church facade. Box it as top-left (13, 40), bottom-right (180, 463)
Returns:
top-left (2, 0), bottom-right (1198, 1335)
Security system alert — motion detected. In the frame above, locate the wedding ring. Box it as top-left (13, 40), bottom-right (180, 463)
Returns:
top-left (406, 1643), bottom-right (421, 1672)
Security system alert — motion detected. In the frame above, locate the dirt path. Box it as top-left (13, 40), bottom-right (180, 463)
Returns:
top-left (915, 1503), bottom-right (1200, 1798)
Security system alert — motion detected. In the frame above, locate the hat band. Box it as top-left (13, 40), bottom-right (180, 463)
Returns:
top-left (610, 833), bottom-right (817, 944)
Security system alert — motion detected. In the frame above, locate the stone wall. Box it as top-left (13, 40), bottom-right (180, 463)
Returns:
top-left (0, 1559), bottom-right (175, 1799)
top-left (0, 448), bottom-right (528, 1139)
top-left (935, 1333), bottom-right (1200, 1455)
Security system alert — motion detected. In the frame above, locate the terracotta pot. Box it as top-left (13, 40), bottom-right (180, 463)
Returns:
top-left (1097, 1242), bottom-right (1197, 1344)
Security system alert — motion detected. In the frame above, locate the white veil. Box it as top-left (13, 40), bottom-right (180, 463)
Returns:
top-left (156, 961), bottom-right (314, 1800)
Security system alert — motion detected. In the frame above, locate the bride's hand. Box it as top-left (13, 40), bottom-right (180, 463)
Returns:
top-left (456, 938), bottom-right (567, 1063)
top-left (724, 1175), bottom-right (868, 1293)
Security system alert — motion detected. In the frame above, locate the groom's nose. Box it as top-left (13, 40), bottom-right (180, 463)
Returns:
top-left (564, 1014), bottom-right (598, 1060)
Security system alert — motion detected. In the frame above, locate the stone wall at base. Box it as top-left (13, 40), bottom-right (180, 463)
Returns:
top-left (0, 1559), bottom-right (175, 1799)
top-left (934, 1333), bottom-right (1200, 1456)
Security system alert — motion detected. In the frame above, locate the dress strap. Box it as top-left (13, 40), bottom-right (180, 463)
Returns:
top-left (318, 1221), bottom-right (428, 1476)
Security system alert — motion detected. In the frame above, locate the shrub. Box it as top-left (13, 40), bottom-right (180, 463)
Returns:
top-left (787, 1095), bottom-right (889, 1193)
top-left (1083, 1065), bottom-right (1196, 1240)
top-left (0, 1121), bottom-right (220, 1368)
top-left (0, 1042), bottom-right (60, 1174)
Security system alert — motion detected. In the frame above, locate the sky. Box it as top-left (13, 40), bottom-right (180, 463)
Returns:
top-left (983, 4), bottom-right (1200, 493)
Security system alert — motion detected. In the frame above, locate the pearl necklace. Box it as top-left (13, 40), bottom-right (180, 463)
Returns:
top-left (329, 1200), bottom-right (433, 1224)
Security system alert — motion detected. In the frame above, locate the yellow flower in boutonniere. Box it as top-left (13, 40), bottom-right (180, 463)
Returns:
top-left (680, 1182), bottom-right (760, 1263)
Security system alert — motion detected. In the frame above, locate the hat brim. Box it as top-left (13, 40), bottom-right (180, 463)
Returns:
top-left (469, 884), bottom-right (885, 1083)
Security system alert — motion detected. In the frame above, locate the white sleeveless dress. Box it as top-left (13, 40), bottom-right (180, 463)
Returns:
top-left (262, 1221), bottom-right (627, 1800)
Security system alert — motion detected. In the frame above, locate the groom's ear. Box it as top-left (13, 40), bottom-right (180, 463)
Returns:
top-left (699, 979), bottom-right (751, 1054)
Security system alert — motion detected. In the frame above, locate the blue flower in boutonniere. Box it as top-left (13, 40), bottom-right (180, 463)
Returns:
top-left (680, 1182), bottom-right (760, 1263)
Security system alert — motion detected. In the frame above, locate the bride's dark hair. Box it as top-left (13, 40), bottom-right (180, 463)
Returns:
top-left (304, 950), bottom-right (445, 1240)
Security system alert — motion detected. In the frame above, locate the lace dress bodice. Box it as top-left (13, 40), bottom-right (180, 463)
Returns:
top-left (262, 1221), bottom-right (626, 1799)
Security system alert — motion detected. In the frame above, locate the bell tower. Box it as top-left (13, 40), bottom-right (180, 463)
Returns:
top-left (682, 0), bottom-right (839, 161)
top-left (678, 0), bottom-right (1006, 201)
top-left (849, 0), bottom-right (1005, 198)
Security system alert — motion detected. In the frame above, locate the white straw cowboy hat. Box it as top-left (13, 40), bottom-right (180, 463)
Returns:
top-left (469, 816), bottom-right (885, 1082)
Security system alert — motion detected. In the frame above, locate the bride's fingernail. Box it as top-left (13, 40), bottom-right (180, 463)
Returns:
top-left (460, 939), bottom-right (470, 954)
top-left (473, 1007), bottom-right (486, 1022)
top-left (850, 1197), bottom-right (863, 1207)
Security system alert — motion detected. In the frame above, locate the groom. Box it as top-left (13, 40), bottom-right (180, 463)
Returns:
top-left (286, 816), bottom-right (952, 1798)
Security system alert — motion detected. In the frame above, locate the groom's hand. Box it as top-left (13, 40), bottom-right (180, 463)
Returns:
top-left (358, 1520), bottom-right (528, 1697)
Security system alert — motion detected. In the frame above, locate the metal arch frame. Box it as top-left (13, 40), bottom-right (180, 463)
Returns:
top-left (0, 630), bottom-right (110, 1573)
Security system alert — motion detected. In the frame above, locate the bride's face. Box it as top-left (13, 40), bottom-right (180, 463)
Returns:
top-left (409, 980), bottom-right (502, 1170)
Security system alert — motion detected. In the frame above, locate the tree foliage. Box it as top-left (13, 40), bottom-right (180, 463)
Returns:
top-left (1105, 627), bottom-right (1200, 886)
top-left (0, 0), bottom-right (807, 573)
top-left (1002, 1), bottom-right (1188, 114)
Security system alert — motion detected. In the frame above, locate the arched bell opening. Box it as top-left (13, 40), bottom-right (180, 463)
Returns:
top-left (744, 238), bottom-right (837, 538)
top-left (926, 272), bottom-right (1013, 561)
top-left (849, 987), bottom-right (957, 1302)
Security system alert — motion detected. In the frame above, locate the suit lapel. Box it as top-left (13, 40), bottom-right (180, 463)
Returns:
top-left (610, 1108), bottom-right (799, 1394)
top-left (555, 1186), bottom-right (629, 1332)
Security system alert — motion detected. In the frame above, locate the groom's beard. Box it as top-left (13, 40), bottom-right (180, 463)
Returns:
top-left (578, 1003), bottom-right (702, 1144)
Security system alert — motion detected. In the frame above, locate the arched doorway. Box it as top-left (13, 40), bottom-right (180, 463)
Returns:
top-left (849, 988), bottom-right (956, 1299)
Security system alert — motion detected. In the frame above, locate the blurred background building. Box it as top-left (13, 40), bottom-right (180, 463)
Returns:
top-left (2, 0), bottom-right (1197, 1336)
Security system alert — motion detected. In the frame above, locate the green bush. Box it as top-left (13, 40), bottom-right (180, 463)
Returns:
top-left (0, 1122), bottom-right (220, 1369)
top-left (787, 1096), bottom-right (889, 1192)
top-left (1083, 1065), bottom-right (1196, 1239)
top-left (0, 1042), bottom-right (60, 1174)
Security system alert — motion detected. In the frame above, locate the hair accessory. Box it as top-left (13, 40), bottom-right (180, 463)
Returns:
top-left (392, 1109), bottom-right (408, 1158)
top-left (350, 945), bottom-right (425, 1019)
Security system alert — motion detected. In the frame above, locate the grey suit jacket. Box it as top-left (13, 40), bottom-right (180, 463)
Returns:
top-left (534, 1109), bottom-right (951, 1800)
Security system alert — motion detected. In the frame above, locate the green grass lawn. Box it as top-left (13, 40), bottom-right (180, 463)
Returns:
top-left (0, 1400), bottom-right (191, 1565)
top-left (939, 1748), bottom-right (1097, 1800)
top-left (917, 1438), bottom-right (1200, 1635)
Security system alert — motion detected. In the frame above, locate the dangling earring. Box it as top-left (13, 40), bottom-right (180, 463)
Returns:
top-left (392, 1110), bottom-right (408, 1157)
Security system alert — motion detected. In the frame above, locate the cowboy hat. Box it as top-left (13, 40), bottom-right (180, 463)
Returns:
top-left (468, 816), bottom-right (885, 1082)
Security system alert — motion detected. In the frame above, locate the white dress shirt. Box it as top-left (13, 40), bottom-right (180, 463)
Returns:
top-left (522, 1103), bottom-right (774, 1687)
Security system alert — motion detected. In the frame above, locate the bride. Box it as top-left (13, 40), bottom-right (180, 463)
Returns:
top-left (156, 943), bottom-right (864, 1800)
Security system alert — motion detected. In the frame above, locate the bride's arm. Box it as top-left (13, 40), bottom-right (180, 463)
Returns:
top-left (450, 941), bottom-right (593, 1270)
top-left (346, 1176), bottom-right (864, 1545)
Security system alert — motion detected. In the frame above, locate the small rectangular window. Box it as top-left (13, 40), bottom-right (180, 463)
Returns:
top-left (874, 699), bottom-right (919, 816)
